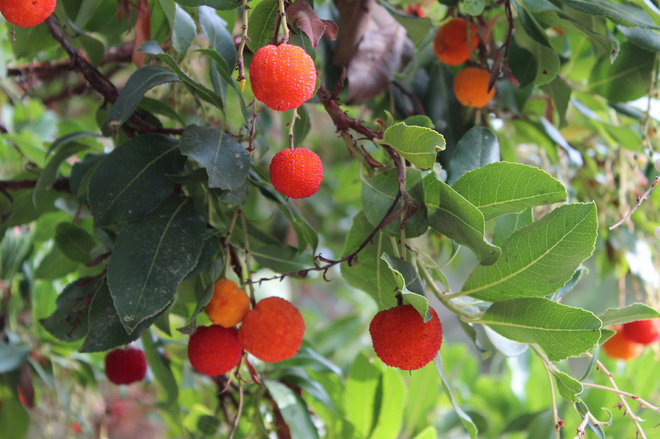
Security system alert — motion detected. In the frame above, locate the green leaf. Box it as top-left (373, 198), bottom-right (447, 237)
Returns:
top-left (589, 42), bottom-right (655, 103)
top-left (380, 253), bottom-right (429, 319)
top-left (562, 0), bottom-right (658, 29)
top-left (39, 278), bottom-right (100, 342)
top-left (33, 142), bottom-right (86, 209)
top-left (362, 168), bottom-right (428, 238)
top-left (369, 366), bottom-right (406, 439)
top-left (175, 0), bottom-right (241, 9)
top-left (599, 303), bottom-right (660, 326)
top-left (141, 331), bottom-right (179, 406)
top-left (107, 197), bottom-right (205, 333)
top-left (172, 4), bottom-right (196, 57)
top-left (542, 76), bottom-right (572, 127)
top-left (461, 203), bottom-right (597, 301)
top-left (179, 125), bottom-right (250, 190)
top-left (618, 26), bottom-right (660, 52)
top-left (492, 209), bottom-right (533, 246)
top-left (447, 127), bottom-right (500, 185)
top-left (88, 134), bottom-right (182, 226)
top-left (345, 353), bottom-right (381, 438)
top-left (341, 212), bottom-right (398, 309)
top-left (0, 344), bottom-right (32, 374)
top-left (551, 370), bottom-right (583, 402)
top-left (423, 174), bottom-right (501, 265)
top-left (382, 122), bottom-right (445, 169)
top-left (413, 427), bottom-right (437, 439)
top-left (250, 245), bottom-right (312, 274)
top-left (460, 0), bottom-right (485, 16)
top-left (0, 387), bottom-right (29, 439)
top-left (80, 279), bottom-right (163, 352)
top-left (54, 222), bottom-right (96, 263)
top-left (107, 66), bottom-right (182, 128)
top-left (478, 298), bottom-right (602, 361)
top-left (247, 0), bottom-right (280, 52)
top-left (199, 6), bottom-right (236, 69)
top-left (264, 379), bottom-right (320, 439)
top-left (435, 355), bottom-right (478, 438)
top-left (380, 2), bottom-right (433, 45)
top-left (452, 162), bottom-right (567, 220)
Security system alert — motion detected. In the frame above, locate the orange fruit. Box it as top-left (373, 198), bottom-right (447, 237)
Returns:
top-left (433, 18), bottom-right (479, 66)
top-left (369, 305), bottom-right (442, 370)
top-left (602, 326), bottom-right (644, 361)
top-left (238, 297), bottom-right (305, 362)
top-left (453, 67), bottom-right (495, 108)
top-left (622, 319), bottom-right (659, 345)
top-left (205, 279), bottom-right (251, 328)
top-left (249, 43), bottom-right (317, 111)
top-left (0, 0), bottom-right (56, 28)
top-left (187, 325), bottom-right (243, 376)
top-left (269, 147), bottom-right (323, 199)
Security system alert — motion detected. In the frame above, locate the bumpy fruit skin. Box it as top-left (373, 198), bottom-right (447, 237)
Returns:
top-left (269, 147), bottom-right (323, 199)
top-left (249, 43), bottom-right (317, 111)
top-left (369, 305), bottom-right (442, 370)
top-left (453, 67), bottom-right (495, 108)
top-left (433, 18), bottom-right (479, 66)
top-left (0, 0), bottom-right (56, 28)
top-left (238, 297), bottom-right (305, 362)
top-left (104, 347), bottom-right (147, 385)
top-left (622, 319), bottom-right (660, 345)
top-left (187, 325), bottom-right (242, 376)
top-left (205, 279), bottom-right (251, 328)
top-left (603, 327), bottom-right (644, 361)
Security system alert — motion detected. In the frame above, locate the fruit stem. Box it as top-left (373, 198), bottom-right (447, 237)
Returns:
top-left (278, 0), bottom-right (289, 43)
top-left (239, 209), bottom-right (257, 305)
top-left (417, 260), bottom-right (479, 322)
top-left (236, 0), bottom-right (250, 90)
top-left (288, 107), bottom-right (298, 148)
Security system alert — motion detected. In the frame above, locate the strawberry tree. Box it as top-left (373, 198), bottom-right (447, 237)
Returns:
top-left (1, 0), bottom-right (660, 438)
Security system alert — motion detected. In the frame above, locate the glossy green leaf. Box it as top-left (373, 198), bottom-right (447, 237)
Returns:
top-left (341, 212), bottom-right (398, 309)
top-left (478, 298), bottom-right (602, 361)
top-left (179, 125), bottom-right (249, 190)
top-left (80, 280), bottom-right (163, 352)
top-left (345, 353), bottom-right (381, 437)
top-left (618, 26), bottom-right (660, 52)
top-left (54, 222), bottom-right (96, 263)
top-left (460, 0), bottom-right (485, 16)
top-left (542, 76), bottom-right (572, 127)
top-left (39, 278), bottom-right (100, 342)
top-left (88, 134), bottom-right (182, 226)
top-left (199, 6), bottom-right (236, 69)
top-left (599, 303), bottom-right (660, 326)
top-left (447, 127), bottom-right (500, 185)
top-left (247, 0), bottom-right (279, 52)
top-left (369, 366), bottom-right (406, 439)
top-left (461, 203), bottom-right (597, 301)
top-left (380, 253), bottom-right (429, 319)
top-left (107, 66), bottom-right (182, 127)
top-left (552, 370), bottom-right (583, 402)
top-left (424, 174), bottom-right (501, 265)
top-left (492, 209), bottom-right (533, 246)
top-left (589, 42), bottom-right (655, 102)
top-left (0, 344), bottom-right (32, 374)
top-left (362, 167), bottom-right (428, 238)
top-left (562, 0), bottom-right (658, 28)
top-left (107, 197), bottom-right (205, 333)
top-left (172, 4), bottom-right (196, 56)
top-left (452, 162), bottom-right (567, 220)
top-left (250, 244), bottom-right (312, 274)
top-left (382, 122), bottom-right (445, 169)
top-left (264, 379), bottom-right (320, 439)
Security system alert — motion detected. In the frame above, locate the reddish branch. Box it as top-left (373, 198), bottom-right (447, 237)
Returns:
top-left (0, 178), bottom-right (71, 193)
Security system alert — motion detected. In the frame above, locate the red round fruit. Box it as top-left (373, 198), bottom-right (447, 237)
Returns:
top-left (622, 319), bottom-right (660, 345)
top-left (238, 297), bottom-right (305, 362)
top-left (187, 325), bottom-right (243, 376)
top-left (603, 326), bottom-right (644, 360)
top-left (249, 43), bottom-right (317, 111)
top-left (269, 147), bottom-right (323, 199)
top-left (0, 0), bottom-right (56, 28)
top-left (104, 347), bottom-right (148, 385)
top-left (369, 305), bottom-right (443, 370)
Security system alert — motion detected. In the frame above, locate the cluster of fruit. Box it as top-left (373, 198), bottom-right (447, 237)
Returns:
top-left (0, 0), bottom-right (56, 27)
top-left (249, 43), bottom-right (324, 199)
top-left (603, 319), bottom-right (659, 361)
top-left (433, 17), bottom-right (494, 109)
top-left (187, 279), bottom-right (305, 376)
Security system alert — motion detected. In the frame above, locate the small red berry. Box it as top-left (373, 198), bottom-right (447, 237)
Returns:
top-left (622, 319), bottom-right (660, 345)
top-left (369, 305), bottom-right (443, 370)
top-left (104, 347), bottom-right (147, 385)
top-left (187, 325), bottom-right (243, 376)
top-left (603, 326), bottom-right (644, 360)
top-left (269, 147), bottom-right (323, 199)
top-left (238, 297), bottom-right (305, 363)
top-left (249, 43), bottom-right (317, 111)
top-left (0, 0), bottom-right (56, 28)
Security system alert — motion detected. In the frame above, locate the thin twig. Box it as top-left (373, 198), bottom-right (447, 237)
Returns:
top-left (609, 176), bottom-right (659, 230)
top-left (582, 383), bottom-right (660, 413)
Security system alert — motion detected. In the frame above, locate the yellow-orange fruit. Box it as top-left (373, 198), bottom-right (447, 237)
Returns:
top-left (238, 297), bottom-right (305, 362)
top-left (269, 147), bottom-right (323, 199)
top-left (187, 325), bottom-right (243, 376)
top-left (603, 327), bottom-right (643, 361)
top-left (205, 279), bottom-right (251, 328)
top-left (0, 0), bottom-right (56, 28)
top-left (249, 43), bottom-right (317, 111)
top-left (622, 319), bottom-right (660, 345)
top-left (433, 18), bottom-right (479, 66)
top-left (453, 67), bottom-right (495, 108)
top-left (369, 305), bottom-right (442, 370)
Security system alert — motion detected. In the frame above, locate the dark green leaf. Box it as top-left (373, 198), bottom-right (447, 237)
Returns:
top-left (542, 77), bottom-right (572, 127)
top-left (199, 6), bottom-right (236, 69)
top-left (618, 26), bottom-right (660, 52)
top-left (247, 0), bottom-right (279, 52)
top-left (0, 344), bottom-right (32, 374)
top-left (447, 127), bottom-right (499, 185)
top-left (141, 331), bottom-right (179, 406)
top-left (176, 0), bottom-right (241, 9)
top-left (380, 253), bottom-right (429, 319)
top-left (39, 278), bottom-right (100, 342)
top-left (562, 0), bottom-right (658, 29)
top-left (264, 379), bottom-right (320, 439)
top-left (107, 197), bottom-right (205, 333)
top-left (54, 222), bottom-right (96, 263)
top-left (172, 4), bottom-right (196, 56)
top-left (33, 142), bottom-right (86, 209)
